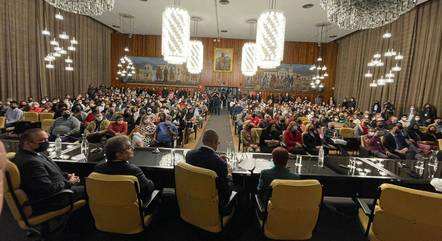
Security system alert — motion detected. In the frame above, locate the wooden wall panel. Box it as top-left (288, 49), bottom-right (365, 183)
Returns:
top-left (111, 33), bottom-right (337, 100)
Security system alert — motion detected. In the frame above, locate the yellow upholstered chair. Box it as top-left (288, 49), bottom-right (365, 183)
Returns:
top-left (419, 126), bottom-right (428, 133)
top-left (255, 179), bottom-right (323, 240)
top-left (85, 172), bottom-right (159, 234)
top-left (438, 139), bottom-right (442, 151)
top-left (4, 153), bottom-right (86, 238)
top-left (41, 119), bottom-right (55, 133)
top-left (0, 116), bottom-right (5, 129)
top-left (175, 162), bottom-right (236, 233)
top-left (38, 112), bottom-right (54, 121)
top-left (339, 127), bottom-right (355, 138)
top-left (22, 112), bottom-right (39, 123)
top-left (357, 183), bottom-right (442, 241)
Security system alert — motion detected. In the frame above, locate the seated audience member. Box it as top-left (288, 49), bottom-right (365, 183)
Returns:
top-left (354, 119), bottom-right (369, 138)
top-left (399, 115), bottom-right (410, 128)
top-left (107, 115), bottom-right (128, 136)
top-left (425, 124), bottom-right (441, 141)
top-left (72, 104), bottom-right (87, 122)
top-left (283, 121), bottom-right (306, 155)
top-left (260, 123), bottom-right (282, 153)
top-left (14, 128), bottom-right (83, 215)
top-left (406, 123), bottom-right (433, 154)
top-left (156, 114), bottom-right (178, 148)
top-left (257, 147), bottom-right (298, 203)
top-left (5, 101), bottom-right (23, 127)
top-left (50, 107), bottom-right (81, 141)
top-left (84, 112), bottom-right (110, 143)
top-left (421, 103), bottom-right (436, 126)
top-left (302, 124), bottom-right (325, 155)
top-left (132, 115), bottom-right (157, 147)
top-left (324, 122), bottom-right (348, 156)
top-left (240, 122), bottom-right (260, 152)
top-left (383, 124), bottom-right (417, 160)
top-left (94, 136), bottom-right (154, 202)
top-left (29, 102), bottom-right (44, 113)
top-left (185, 129), bottom-right (233, 208)
top-left (364, 130), bottom-right (400, 159)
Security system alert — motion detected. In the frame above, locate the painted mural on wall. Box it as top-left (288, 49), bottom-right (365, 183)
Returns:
top-left (126, 56), bottom-right (201, 85)
top-left (244, 64), bottom-right (319, 92)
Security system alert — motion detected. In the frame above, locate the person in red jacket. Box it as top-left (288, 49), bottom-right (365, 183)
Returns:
top-left (107, 115), bottom-right (128, 136)
top-left (283, 121), bottom-right (306, 155)
top-left (29, 102), bottom-right (44, 113)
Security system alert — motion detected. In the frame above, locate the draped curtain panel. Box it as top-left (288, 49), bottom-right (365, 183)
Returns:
top-left (334, 0), bottom-right (442, 114)
top-left (0, 0), bottom-right (112, 101)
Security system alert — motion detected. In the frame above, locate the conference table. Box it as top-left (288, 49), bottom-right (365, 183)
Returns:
top-left (3, 140), bottom-right (441, 198)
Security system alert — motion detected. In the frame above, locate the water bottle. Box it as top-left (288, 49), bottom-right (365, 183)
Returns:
top-left (80, 133), bottom-right (89, 158)
top-left (55, 135), bottom-right (62, 158)
top-left (318, 146), bottom-right (325, 168)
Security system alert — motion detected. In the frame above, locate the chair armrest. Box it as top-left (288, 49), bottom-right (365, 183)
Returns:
top-left (143, 190), bottom-right (161, 210)
top-left (254, 194), bottom-right (266, 214)
top-left (356, 197), bottom-right (373, 217)
top-left (23, 189), bottom-right (75, 207)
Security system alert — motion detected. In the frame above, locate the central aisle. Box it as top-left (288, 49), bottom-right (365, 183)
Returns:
top-left (196, 109), bottom-right (234, 152)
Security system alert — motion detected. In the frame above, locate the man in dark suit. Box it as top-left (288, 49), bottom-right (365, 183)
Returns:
top-left (383, 124), bottom-right (417, 160)
top-left (14, 128), bottom-right (83, 215)
top-left (257, 147), bottom-right (299, 203)
top-left (185, 129), bottom-right (232, 207)
top-left (94, 135), bottom-right (154, 202)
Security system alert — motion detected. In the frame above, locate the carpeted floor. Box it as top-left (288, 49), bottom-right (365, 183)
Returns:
top-left (197, 109), bottom-right (234, 153)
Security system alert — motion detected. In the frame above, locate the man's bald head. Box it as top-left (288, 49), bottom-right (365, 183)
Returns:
top-left (202, 129), bottom-right (219, 151)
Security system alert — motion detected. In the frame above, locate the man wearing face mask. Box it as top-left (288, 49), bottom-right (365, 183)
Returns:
top-left (84, 113), bottom-right (110, 143)
top-left (5, 101), bottom-right (23, 127)
top-left (50, 107), bottom-right (81, 141)
top-left (14, 128), bottom-right (83, 215)
top-left (383, 124), bottom-right (417, 160)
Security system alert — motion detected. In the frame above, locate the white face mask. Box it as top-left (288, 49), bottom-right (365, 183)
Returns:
top-left (96, 116), bottom-right (103, 121)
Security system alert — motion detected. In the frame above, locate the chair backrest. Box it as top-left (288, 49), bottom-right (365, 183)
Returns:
top-left (339, 127), bottom-right (354, 138)
top-left (265, 179), bottom-right (322, 240)
top-left (22, 112), bottom-right (39, 123)
top-left (85, 172), bottom-right (144, 234)
top-left (372, 183), bottom-right (442, 241)
top-left (438, 139), bottom-right (442, 151)
top-left (360, 135), bottom-right (368, 148)
top-left (41, 119), bottom-right (55, 133)
top-left (3, 153), bottom-right (33, 229)
top-left (38, 112), bottom-right (54, 121)
top-left (419, 126), bottom-right (428, 133)
top-left (0, 116), bottom-right (5, 129)
top-left (175, 162), bottom-right (221, 233)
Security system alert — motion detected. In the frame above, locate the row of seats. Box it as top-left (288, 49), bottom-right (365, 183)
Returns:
top-left (4, 153), bottom-right (442, 240)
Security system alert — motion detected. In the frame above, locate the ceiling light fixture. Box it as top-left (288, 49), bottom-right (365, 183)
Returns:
top-left (161, 3), bottom-right (190, 65)
top-left (45, 0), bottom-right (114, 16)
top-left (117, 15), bottom-right (137, 81)
top-left (186, 17), bottom-right (204, 74)
top-left (256, 0), bottom-right (286, 69)
top-left (241, 19), bottom-right (258, 77)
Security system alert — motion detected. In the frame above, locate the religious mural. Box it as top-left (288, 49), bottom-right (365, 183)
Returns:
top-left (244, 64), bottom-right (319, 92)
top-left (125, 56), bottom-right (201, 85)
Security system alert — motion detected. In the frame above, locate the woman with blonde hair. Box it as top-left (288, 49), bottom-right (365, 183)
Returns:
top-left (302, 123), bottom-right (324, 155)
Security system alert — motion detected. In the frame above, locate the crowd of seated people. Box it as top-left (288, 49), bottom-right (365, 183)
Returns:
top-left (232, 94), bottom-right (441, 160)
top-left (0, 86), bottom-right (211, 148)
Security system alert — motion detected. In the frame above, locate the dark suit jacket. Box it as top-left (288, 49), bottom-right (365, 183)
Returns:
top-left (93, 161), bottom-right (154, 202)
top-left (257, 166), bottom-right (299, 203)
top-left (185, 146), bottom-right (232, 206)
top-left (15, 149), bottom-right (72, 214)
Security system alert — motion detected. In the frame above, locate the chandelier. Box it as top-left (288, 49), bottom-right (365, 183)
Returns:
top-left (320, 0), bottom-right (417, 30)
top-left (241, 19), bottom-right (258, 76)
top-left (186, 17), bottom-right (204, 74)
top-left (256, 0), bottom-right (286, 69)
top-left (310, 24), bottom-right (329, 90)
top-left (161, 4), bottom-right (190, 65)
top-left (116, 14), bottom-right (136, 82)
top-left (366, 31), bottom-right (403, 87)
top-left (42, 11), bottom-right (78, 71)
top-left (45, 0), bottom-right (114, 16)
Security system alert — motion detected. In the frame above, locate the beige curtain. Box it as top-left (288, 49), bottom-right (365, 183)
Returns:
top-left (334, 0), bottom-right (442, 114)
top-left (0, 0), bottom-right (112, 101)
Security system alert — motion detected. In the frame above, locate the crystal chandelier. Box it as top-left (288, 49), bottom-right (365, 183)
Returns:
top-left (161, 3), bottom-right (190, 65)
top-left (241, 19), bottom-right (258, 76)
top-left (310, 24), bottom-right (329, 90)
top-left (365, 31), bottom-right (402, 87)
top-left (116, 14), bottom-right (136, 82)
top-left (45, 0), bottom-right (114, 16)
top-left (320, 0), bottom-right (417, 30)
top-left (42, 11), bottom-right (78, 71)
top-left (186, 17), bottom-right (204, 74)
top-left (256, 0), bottom-right (286, 69)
